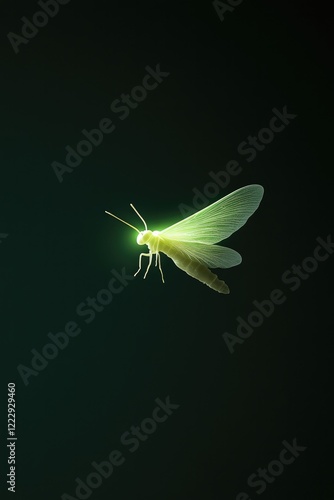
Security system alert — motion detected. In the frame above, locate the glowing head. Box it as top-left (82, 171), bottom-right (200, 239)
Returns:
top-left (137, 230), bottom-right (152, 245)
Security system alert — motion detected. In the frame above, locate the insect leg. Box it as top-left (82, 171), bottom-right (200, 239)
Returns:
top-left (143, 252), bottom-right (153, 279)
top-left (157, 252), bottom-right (165, 283)
top-left (134, 252), bottom-right (151, 277)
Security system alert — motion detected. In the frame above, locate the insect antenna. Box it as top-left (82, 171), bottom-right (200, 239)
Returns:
top-left (105, 211), bottom-right (140, 233)
top-left (130, 204), bottom-right (147, 231)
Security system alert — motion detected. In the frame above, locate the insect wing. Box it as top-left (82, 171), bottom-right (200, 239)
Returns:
top-left (160, 184), bottom-right (264, 244)
top-left (160, 238), bottom-right (242, 269)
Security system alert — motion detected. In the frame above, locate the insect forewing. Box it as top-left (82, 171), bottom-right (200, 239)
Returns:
top-left (160, 184), bottom-right (264, 244)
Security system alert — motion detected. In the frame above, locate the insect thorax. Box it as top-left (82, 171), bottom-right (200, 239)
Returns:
top-left (136, 230), bottom-right (161, 252)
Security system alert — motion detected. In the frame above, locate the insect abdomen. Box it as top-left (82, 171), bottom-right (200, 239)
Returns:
top-left (160, 242), bottom-right (229, 294)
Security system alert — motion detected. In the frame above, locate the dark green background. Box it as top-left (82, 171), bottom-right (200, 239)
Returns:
top-left (1, 1), bottom-right (333, 499)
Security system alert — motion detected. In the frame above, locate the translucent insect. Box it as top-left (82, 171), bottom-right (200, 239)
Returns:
top-left (105, 184), bottom-right (264, 294)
